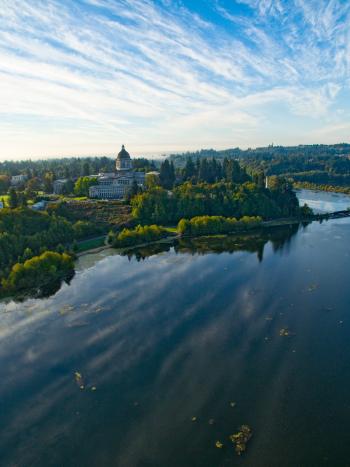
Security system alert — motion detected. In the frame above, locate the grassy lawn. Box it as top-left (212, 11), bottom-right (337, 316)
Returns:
top-left (1, 195), bottom-right (9, 207)
top-left (60, 195), bottom-right (88, 201)
top-left (165, 226), bottom-right (178, 233)
top-left (77, 236), bottom-right (106, 252)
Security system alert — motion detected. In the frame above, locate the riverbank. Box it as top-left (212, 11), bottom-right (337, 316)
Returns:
top-left (77, 217), bottom-right (313, 258)
top-left (294, 182), bottom-right (350, 195)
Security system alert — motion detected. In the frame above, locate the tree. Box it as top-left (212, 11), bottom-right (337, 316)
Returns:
top-left (0, 175), bottom-right (10, 195)
top-left (159, 160), bottom-right (175, 189)
top-left (145, 173), bottom-right (159, 189)
top-left (74, 177), bottom-right (98, 197)
top-left (83, 162), bottom-right (90, 176)
top-left (17, 192), bottom-right (28, 207)
top-left (43, 172), bottom-right (54, 193)
top-left (183, 158), bottom-right (196, 180)
top-left (8, 188), bottom-right (18, 208)
top-left (1, 251), bottom-right (74, 296)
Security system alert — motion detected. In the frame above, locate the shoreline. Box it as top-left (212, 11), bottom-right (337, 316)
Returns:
top-left (77, 217), bottom-right (316, 258)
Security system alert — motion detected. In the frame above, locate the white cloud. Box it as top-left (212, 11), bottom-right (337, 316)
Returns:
top-left (0, 0), bottom-right (349, 159)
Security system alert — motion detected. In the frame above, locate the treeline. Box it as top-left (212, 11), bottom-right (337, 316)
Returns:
top-left (131, 181), bottom-right (301, 225)
top-left (294, 181), bottom-right (350, 195)
top-left (169, 144), bottom-right (350, 167)
top-left (108, 224), bottom-right (170, 248)
top-left (180, 157), bottom-right (251, 185)
top-left (177, 215), bottom-right (262, 236)
top-left (1, 251), bottom-right (74, 298)
top-left (0, 208), bottom-right (101, 281)
top-left (0, 157), bottom-right (156, 179)
top-left (290, 171), bottom-right (350, 186)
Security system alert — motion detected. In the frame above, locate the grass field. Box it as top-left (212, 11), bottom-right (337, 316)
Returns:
top-left (76, 236), bottom-right (106, 253)
top-left (0, 195), bottom-right (9, 207)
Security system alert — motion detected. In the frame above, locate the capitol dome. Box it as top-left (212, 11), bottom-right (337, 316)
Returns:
top-left (117, 144), bottom-right (130, 159)
top-left (116, 145), bottom-right (132, 171)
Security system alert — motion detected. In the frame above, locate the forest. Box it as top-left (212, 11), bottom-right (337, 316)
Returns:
top-left (170, 144), bottom-right (350, 192)
top-left (0, 208), bottom-right (100, 284)
top-left (131, 180), bottom-right (302, 225)
top-left (1, 251), bottom-right (74, 298)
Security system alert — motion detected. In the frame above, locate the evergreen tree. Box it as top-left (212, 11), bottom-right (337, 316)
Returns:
top-left (183, 158), bottom-right (196, 180)
top-left (8, 188), bottom-right (18, 209)
top-left (159, 160), bottom-right (175, 189)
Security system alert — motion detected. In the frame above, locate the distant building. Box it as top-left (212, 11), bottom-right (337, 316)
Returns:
top-left (53, 179), bottom-right (69, 194)
top-left (11, 174), bottom-right (27, 186)
top-left (89, 145), bottom-right (145, 199)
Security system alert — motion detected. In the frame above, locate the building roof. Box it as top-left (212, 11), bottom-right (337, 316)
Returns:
top-left (117, 144), bottom-right (130, 160)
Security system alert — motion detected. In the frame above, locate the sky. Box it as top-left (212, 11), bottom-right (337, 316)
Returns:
top-left (1, 0), bottom-right (350, 160)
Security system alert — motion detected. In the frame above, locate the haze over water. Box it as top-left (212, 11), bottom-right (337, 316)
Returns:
top-left (1, 191), bottom-right (350, 466)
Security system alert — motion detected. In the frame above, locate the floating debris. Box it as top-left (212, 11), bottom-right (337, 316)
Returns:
top-left (74, 371), bottom-right (85, 390)
top-left (339, 320), bottom-right (344, 325)
top-left (208, 419), bottom-right (215, 425)
top-left (215, 441), bottom-right (224, 449)
top-left (91, 386), bottom-right (97, 391)
top-left (191, 416), bottom-right (197, 422)
top-left (265, 316), bottom-right (273, 321)
top-left (66, 321), bottom-right (89, 328)
top-left (279, 328), bottom-right (295, 337)
top-left (230, 402), bottom-right (236, 408)
top-left (229, 425), bottom-right (252, 455)
top-left (59, 304), bottom-right (75, 315)
top-left (306, 283), bottom-right (319, 292)
top-left (133, 401), bottom-right (139, 407)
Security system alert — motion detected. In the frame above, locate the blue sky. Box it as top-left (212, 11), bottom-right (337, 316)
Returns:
top-left (1, 0), bottom-right (350, 159)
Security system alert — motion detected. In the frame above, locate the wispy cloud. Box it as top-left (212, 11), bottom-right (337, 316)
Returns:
top-left (0, 0), bottom-right (349, 159)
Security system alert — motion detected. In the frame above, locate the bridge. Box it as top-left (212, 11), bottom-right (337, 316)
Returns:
top-left (319, 210), bottom-right (350, 219)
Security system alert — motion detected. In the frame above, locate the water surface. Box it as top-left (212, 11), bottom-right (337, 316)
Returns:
top-left (296, 188), bottom-right (350, 213)
top-left (1, 192), bottom-right (350, 466)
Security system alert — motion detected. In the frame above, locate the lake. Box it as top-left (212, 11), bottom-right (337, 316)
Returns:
top-left (1, 190), bottom-right (350, 466)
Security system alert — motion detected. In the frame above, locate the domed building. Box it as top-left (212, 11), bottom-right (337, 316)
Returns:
top-left (116, 145), bottom-right (133, 171)
top-left (89, 145), bottom-right (145, 199)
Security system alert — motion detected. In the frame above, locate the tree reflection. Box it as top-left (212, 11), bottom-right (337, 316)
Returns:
top-left (122, 223), bottom-right (305, 263)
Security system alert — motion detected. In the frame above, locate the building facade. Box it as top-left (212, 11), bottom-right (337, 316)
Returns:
top-left (53, 179), bottom-right (69, 194)
top-left (11, 174), bottom-right (27, 186)
top-left (89, 145), bottom-right (145, 199)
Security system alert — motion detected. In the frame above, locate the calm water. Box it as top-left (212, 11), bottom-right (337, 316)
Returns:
top-left (296, 188), bottom-right (350, 213)
top-left (1, 192), bottom-right (350, 466)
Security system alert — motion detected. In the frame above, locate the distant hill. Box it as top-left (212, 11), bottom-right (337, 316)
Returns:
top-left (169, 143), bottom-right (350, 167)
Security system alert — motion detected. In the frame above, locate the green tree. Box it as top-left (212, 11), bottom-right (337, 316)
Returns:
top-left (74, 177), bottom-right (98, 196)
top-left (8, 188), bottom-right (18, 208)
top-left (0, 175), bottom-right (10, 195)
top-left (159, 160), bottom-right (175, 189)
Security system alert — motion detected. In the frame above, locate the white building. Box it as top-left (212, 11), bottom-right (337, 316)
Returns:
top-left (89, 145), bottom-right (145, 199)
top-left (53, 179), bottom-right (69, 194)
top-left (11, 174), bottom-right (27, 186)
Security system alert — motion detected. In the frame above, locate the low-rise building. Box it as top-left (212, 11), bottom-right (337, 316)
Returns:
top-left (11, 174), bottom-right (27, 186)
top-left (53, 179), bottom-right (69, 194)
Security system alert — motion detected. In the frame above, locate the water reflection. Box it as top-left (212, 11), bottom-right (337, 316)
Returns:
top-left (1, 217), bottom-right (350, 466)
top-left (123, 223), bottom-right (303, 264)
top-left (297, 188), bottom-right (350, 213)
